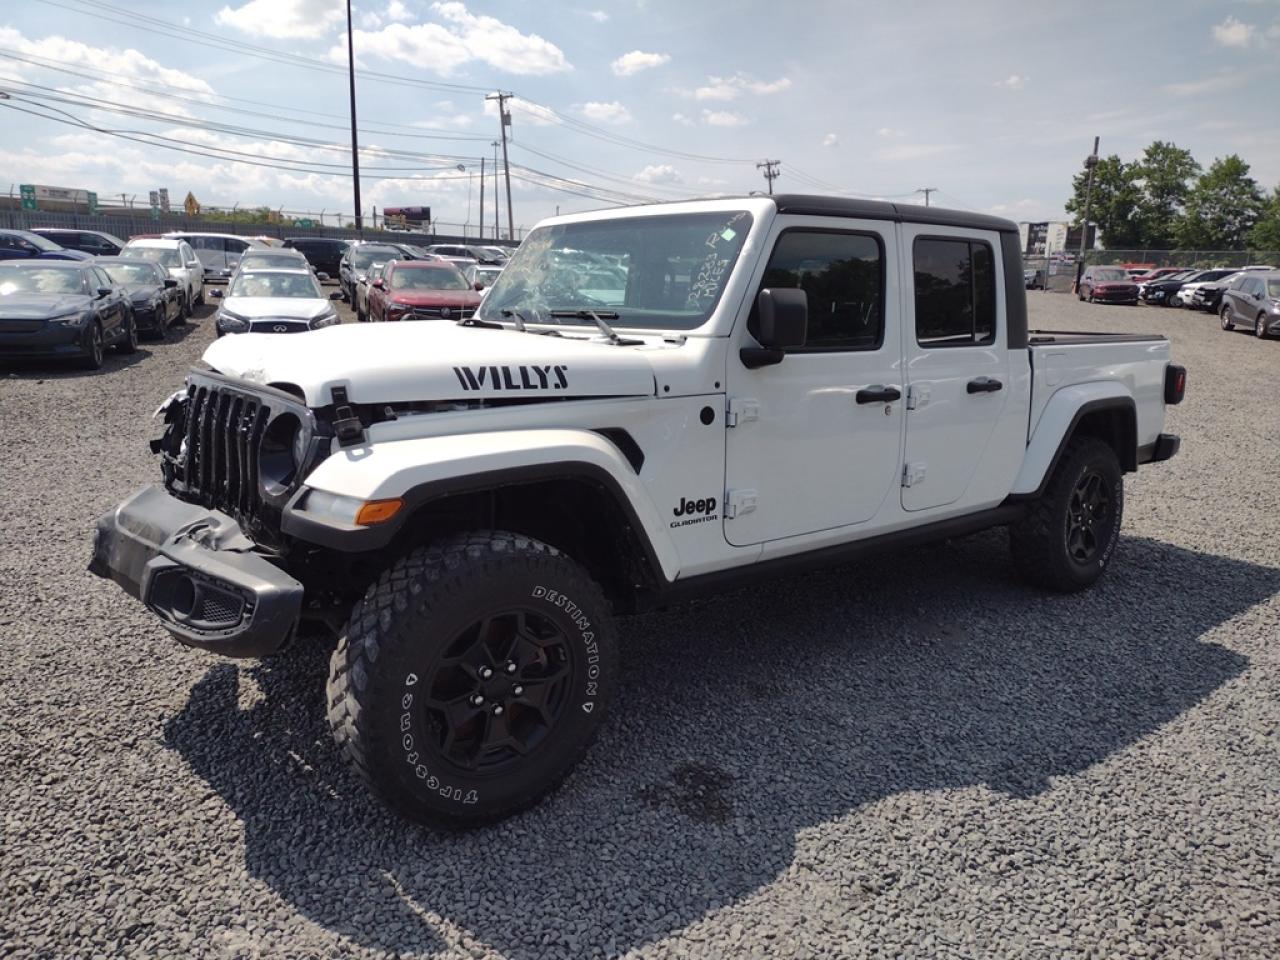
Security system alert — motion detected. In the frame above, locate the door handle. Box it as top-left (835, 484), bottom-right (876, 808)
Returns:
top-left (966, 377), bottom-right (1003, 394)
top-left (855, 385), bottom-right (901, 404)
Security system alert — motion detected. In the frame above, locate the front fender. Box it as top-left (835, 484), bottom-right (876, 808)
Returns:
top-left (1010, 383), bottom-right (1135, 496)
top-left (290, 428), bottom-right (679, 580)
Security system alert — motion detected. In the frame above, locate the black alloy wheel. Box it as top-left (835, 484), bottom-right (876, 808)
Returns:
top-left (117, 312), bottom-right (139, 354)
top-left (80, 322), bottom-right (104, 370)
top-left (1221, 305), bottom-right (1234, 330)
top-left (1066, 469), bottom-right (1113, 566)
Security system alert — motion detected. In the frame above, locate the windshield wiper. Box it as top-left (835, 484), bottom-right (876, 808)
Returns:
top-left (500, 308), bottom-right (528, 332)
top-left (548, 309), bottom-right (642, 345)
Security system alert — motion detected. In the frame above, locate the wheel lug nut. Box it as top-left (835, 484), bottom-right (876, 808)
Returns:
top-left (512, 685), bottom-right (524, 696)
top-left (470, 694), bottom-right (485, 706)
top-left (493, 705), bottom-right (504, 716)
top-left (505, 662), bottom-right (517, 674)
top-left (478, 666), bottom-right (494, 679)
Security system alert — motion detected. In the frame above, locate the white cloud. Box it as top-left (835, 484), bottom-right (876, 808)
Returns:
top-left (215, 0), bottom-right (345, 40)
top-left (634, 163), bottom-right (681, 184)
top-left (1211, 16), bottom-right (1253, 47)
top-left (672, 112), bottom-right (695, 126)
top-left (587, 9), bottom-right (609, 22)
top-left (822, 133), bottom-right (839, 148)
top-left (876, 127), bottom-right (903, 138)
top-left (696, 176), bottom-right (728, 186)
top-left (386, 0), bottom-right (412, 21)
top-left (702, 109), bottom-right (749, 127)
top-left (483, 96), bottom-right (559, 127)
top-left (333, 2), bottom-right (570, 76)
top-left (580, 101), bottom-right (632, 124)
top-left (996, 74), bottom-right (1027, 89)
top-left (692, 73), bottom-right (791, 101)
top-left (1162, 74), bottom-right (1242, 96)
top-left (611, 50), bottom-right (669, 77)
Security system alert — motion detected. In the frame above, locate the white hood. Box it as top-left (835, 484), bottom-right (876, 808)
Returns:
top-left (201, 320), bottom-right (660, 405)
top-left (221, 296), bottom-right (332, 321)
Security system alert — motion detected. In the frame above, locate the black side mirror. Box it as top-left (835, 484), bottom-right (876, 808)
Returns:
top-left (742, 288), bottom-right (807, 368)
top-left (210, 288), bottom-right (224, 299)
top-left (163, 278), bottom-right (178, 289)
top-left (96, 286), bottom-right (112, 298)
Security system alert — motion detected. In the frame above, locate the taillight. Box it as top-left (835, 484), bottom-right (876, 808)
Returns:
top-left (1164, 363), bottom-right (1186, 405)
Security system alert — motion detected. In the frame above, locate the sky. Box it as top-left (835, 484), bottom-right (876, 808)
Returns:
top-left (1, 0), bottom-right (1278, 234)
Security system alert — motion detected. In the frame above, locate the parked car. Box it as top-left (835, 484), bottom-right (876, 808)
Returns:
top-left (0, 260), bottom-right (135, 368)
top-left (1191, 272), bottom-right (1244, 313)
top-left (366, 260), bottom-right (482, 322)
top-left (1139, 270), bottom-right (1197, 305)
top-left (31, 228), bottom-right (127, 256)
top-left (210, 268), bottom-right (342, 336)
top-left (463, 263), bottom-right (505, 290)
top-left (96, 257), bottom-right (185, 339)
top-left (119, 238), bottom-right (204, 312)
top-left (0, 229), bottom-right (93, 262)
top-left (338, 242), bottom-right (408, 304)
top-left (423, 243), bottom-right (483, 267)
top-left (282, 237), bottom-right (350, 279)
top-left (1219, 270), bottom-right (1280, 338)
top-left (478, 245), bottom-right (512, 263)
top-left (1173, 268), bottom-right (1239, 310)
top-left (231, 248), bottom-right (320, 281)
top-left (1078, 266), bottom-right (1138, 305)
top-left (1133, 266), bottom-right (1186, 286)
top-left (1022, 267), bottom-right (1044, 290)
top-left (164, 232), bottom-right (270, 283)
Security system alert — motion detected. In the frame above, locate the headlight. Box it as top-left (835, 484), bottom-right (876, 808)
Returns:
top-left (51, 312), bottom-right (89, 327)
top-left (217, 310), bottom-right (248, 332)
top-left (301, 488), bottom-right (403, 527)
top-left (310, 309), bottom-right (339, 329)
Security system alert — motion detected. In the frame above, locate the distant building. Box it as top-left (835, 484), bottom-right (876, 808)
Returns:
top-left (1019, 221), bottom-right (1099, 257)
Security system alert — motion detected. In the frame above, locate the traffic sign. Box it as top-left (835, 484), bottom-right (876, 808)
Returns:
top-left (20, 184), bottom-right (37, 211)
top-left (295, 219), bottom-right (314, 228)
top-left (87, 191), bottom-right (98, 215)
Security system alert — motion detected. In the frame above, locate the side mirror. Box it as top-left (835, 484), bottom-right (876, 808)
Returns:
top-left (474, 281), bottom-right (484, 291)
top-left (372, 278), bottom-right (384, 289)
top-left (186, 260), bottom-right (199, 268)
top-left (96, 286), bottom-right (112, 298)
top-left (163, 278), bottom-right (178, 288)
top-left (742, 288), bottom-right (807, 368)
top-left (317, 272), bottom-right (329, 281)
top-left (210, 288), bottom-right (224, 299)
top-left (330, 291), bottom-right (343, 300)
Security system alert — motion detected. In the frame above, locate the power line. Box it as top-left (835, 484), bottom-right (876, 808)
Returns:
top-left (915, 187), bottom-right (938, 207)
top-left (757, 160), bottom-right (781, 195)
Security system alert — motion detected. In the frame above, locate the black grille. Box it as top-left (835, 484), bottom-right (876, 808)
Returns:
top-left (249, 320), bottom-right (308, 333)
top-left (181, 383), bottom-right (271, 533)
top-left (411, 306), bottom-right (475, 320)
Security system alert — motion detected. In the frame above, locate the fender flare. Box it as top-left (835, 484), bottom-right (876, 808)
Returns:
top-left (283, 428), bottom-right (678, 581)
top-left (1009, 385), bottom-right (1137, 497)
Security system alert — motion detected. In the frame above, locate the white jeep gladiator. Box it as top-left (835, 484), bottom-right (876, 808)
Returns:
top-left (91, 196), bottom-right (1185, 826)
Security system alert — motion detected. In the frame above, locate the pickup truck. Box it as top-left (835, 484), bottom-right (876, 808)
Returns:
top-left (89, 195), bottom-right (1185, 827)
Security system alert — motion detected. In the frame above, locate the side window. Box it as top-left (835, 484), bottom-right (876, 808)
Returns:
top-left (92, 266), bottom-right (112, 289)
top-left (226, 239), bottom-right (250, 255)
top-left (913, 237), bottom-right (996, 347)
top-left (182, 243), bottom-right (197, 263)
top-left (755, 230), bottom-right (884, 351)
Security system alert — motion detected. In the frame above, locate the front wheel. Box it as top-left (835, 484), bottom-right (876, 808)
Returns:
top-left (1221, 305), bottom-right (1234, 330)
top-left (1010, 437), bottom-right (1123, 593)
top-left (1256, 314), bottom-right (1269, 339)
top-left (79, 322), bottom-right (104, 370)
top-left (116, 312), bottom-right (138, 354)
top-left (327, 532), bottom-right (617, 827)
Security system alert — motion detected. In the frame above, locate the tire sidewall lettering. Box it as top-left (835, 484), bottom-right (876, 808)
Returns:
top-left (530, 585), bottom-right (600, 715)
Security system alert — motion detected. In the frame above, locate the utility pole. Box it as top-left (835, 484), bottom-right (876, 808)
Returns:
top-left (345, 0), bottom-right (362, 232)
top-left (1077, 136), bottom-right (1100, 267)
top-left (915, 187), bottom-right (937, 206)
top-left (492, 141), bottom-right (500, 240)
top-left (487, 92), bottom-right (515, 240)
top-left (757, 159), bottom-right (780, 194)
top-left (478, 156), bottom-right (485, 242)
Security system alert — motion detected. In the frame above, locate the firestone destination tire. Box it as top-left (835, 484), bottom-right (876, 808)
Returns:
top-left (327, 531), bottom-right (617, 827)
top-left (1010, 437), bottom-right (1124, 593)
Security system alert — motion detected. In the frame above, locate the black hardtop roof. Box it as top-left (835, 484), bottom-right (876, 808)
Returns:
top-left (768, 194), bottom-right (1019, 234)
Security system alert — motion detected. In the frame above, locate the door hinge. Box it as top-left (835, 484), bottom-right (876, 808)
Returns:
top-left (902, 462), bottom-right (927, 488)
top-left (906, 384), bottom-right (931, 410)
top-left (724, 488), bottom-right (758, 519)
top-left (725, 397), bottom-right (759, 428)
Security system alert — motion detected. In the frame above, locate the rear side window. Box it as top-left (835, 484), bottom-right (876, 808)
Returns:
top-left (913, 237), bottom-right (996, 347)
top-left (756, 229), bottom-right (884, 351)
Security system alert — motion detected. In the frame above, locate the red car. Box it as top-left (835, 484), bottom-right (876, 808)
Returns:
top-left (1078, 265), bottom-right (1139, 305)
top-left (1131, 266), bottom-right (1185, 284)
top-left (366, 260), bottom-right (483, 322)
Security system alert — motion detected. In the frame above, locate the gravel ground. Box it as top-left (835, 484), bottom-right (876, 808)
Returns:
top-left (1, 290), bottom-right (1278, 960)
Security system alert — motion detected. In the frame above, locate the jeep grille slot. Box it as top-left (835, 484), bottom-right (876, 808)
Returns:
top-left (181, 383), bottom-right (271, 537)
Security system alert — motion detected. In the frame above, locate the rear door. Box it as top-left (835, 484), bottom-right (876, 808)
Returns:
top-left (188, 236), bottom-right (226, 274)
top-left (898, 227), bottom-right (1023, 513)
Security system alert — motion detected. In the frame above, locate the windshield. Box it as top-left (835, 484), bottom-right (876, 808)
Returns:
top-left (390, 266), bottom-right (468, 291)
top-left (0, 266), bottom-right (85, 295)
top-left (101, 263), bottom-right (161, 285)
top-left (1093, 269), bottom-right (1128, 281)
top-left (122, 246), bottom-right (181, 268)
top-left (349, 247), bottom-right (402, 270)
top-left (239, 253), bottom-right (305, 271)
top-left (229, 272), bottom-right (321, 298)
top-left (478, 210), bottom-right (753, 330)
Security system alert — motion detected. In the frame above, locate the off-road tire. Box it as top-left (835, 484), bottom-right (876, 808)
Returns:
top-left (1010, 437), bottom-right (1123, 593)
top-left (327, 531), bottom-right (617, 827)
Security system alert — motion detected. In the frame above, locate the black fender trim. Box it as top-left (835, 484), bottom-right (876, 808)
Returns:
top-left (1005, 397), bottom-right (1138, 503)
top-left (1138, 433), bottom-right (1180, 464)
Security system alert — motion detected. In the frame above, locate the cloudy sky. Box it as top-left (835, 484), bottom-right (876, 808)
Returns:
top-left (1, 0), bottom-right (1278, 232)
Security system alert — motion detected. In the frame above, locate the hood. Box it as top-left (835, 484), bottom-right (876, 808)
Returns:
top-left (123, 283), bottom-right (163, 301)
top-left (0, 294), bottom-right (90, 319)
top-left (201, 320), bottom-right (660, 406)
top-left (384, 290), bottom-right (482, 308)
top-left (220, 296), bottom-right (332, 320)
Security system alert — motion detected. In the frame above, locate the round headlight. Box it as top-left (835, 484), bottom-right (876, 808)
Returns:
top-left (259, 413), bottom-right (303, 494)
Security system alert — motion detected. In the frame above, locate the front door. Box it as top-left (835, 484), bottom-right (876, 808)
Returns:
top-left (724, 220), bottom-right (904, 546)
top-left (898, 228), bottom-right (1019, 513)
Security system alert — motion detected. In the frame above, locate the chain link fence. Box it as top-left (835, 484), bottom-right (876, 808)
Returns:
top-left (1083, 249), bottom-right (1280, 269)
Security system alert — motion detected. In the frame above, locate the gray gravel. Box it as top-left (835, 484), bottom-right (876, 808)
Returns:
top-left (1, 291), bottom-right (1278, 960)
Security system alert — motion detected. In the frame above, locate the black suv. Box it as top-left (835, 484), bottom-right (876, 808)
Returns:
top-left (282, 237), bottom-right (350, 280)
top-left (30, 228), bottom-right (126, 256)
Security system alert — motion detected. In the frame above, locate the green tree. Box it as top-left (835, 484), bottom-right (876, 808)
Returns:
top-left (1065, 154), bottom-right (1143, 248)
top-left (1246, 186), bottom-right (1280, 252)
top-left (1175, 155), bottom-right (1265, 250)
top-left (1132, 141), bottom-right (1200, 248)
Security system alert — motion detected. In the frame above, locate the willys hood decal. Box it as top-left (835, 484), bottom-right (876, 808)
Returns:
top-left (200, 320), bottom-right (658, 405)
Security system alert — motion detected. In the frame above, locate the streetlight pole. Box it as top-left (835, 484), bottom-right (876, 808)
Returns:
top-left (345, 0), bottom-right (362, 232)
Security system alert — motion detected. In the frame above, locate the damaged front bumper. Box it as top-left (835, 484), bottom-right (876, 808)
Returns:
top-left (89, 484), bottom-right (304, 658)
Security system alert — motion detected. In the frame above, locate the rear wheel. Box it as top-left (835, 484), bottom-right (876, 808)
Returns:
top-left (1220, 304), bottom-right (1234, 330)
top-left (194, 284), bottom-right (205, 307)
top-left (327, 531), bottom-right (617, 827)
top-left (1010, 437), bottom-right (1123, 593)
top-left (1256, 313), bottom-right (1269, 339)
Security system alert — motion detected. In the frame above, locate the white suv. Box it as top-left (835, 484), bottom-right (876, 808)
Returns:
top-left (119, 238), bottom-right (205, 312)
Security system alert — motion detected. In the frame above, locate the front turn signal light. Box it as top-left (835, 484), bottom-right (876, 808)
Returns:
top-left (355, 498), bottom-right (403, 526)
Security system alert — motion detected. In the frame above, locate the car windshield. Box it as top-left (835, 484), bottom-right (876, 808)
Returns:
top-left (0, 266), bottom-right (84, 295)
top-left (122, 246), bottom-right (181, 268)
top-left (390, 266), bottom-right (468, 291)
top-left (349, 247), bottom-right (402, 269)
top-left (1093, 269), bottom-right (1128, 281)
top-left (239, 253), bottom-right (305, 271)
top-left (101, 263), bottom-right (160, 285)
top-left (478, 210), bottom-right (753, 330)
top-left (229, 272), bottom-right (321, 298)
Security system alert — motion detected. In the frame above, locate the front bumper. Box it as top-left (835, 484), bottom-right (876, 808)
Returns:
top-left (131, 305), bottom-right (164, 332)
top-left (88, 484), bottom-right (304, 658)
top-left (0, 320), bottom-right (90, 359)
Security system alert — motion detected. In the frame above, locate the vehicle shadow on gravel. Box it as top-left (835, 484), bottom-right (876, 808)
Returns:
top-left (163, 532), bottom-right (1268, 958)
